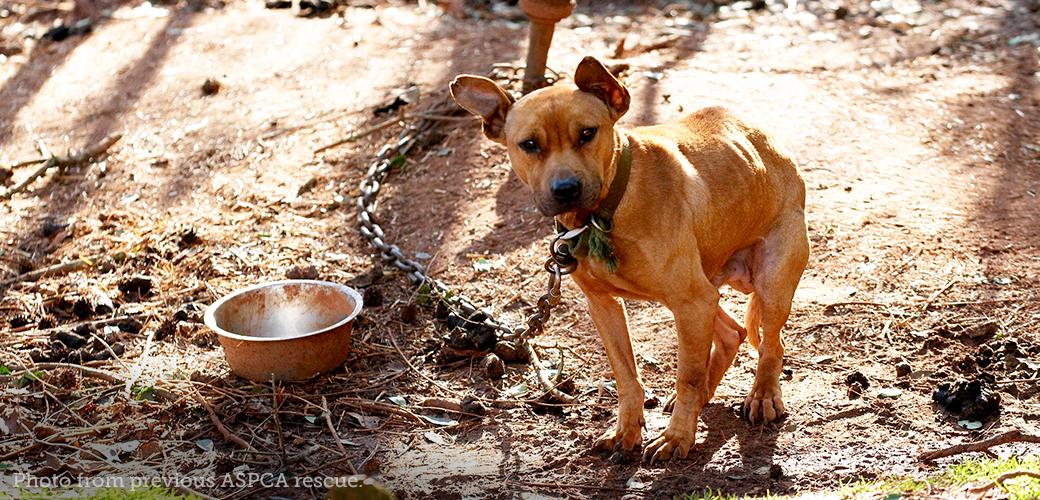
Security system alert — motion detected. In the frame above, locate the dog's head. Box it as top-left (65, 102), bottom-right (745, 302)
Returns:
top-left (450, 56), bottom-right (631, 217)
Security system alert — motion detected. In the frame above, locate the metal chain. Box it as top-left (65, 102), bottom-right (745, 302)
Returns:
top-left (353, 64), bottom-right (571, 343)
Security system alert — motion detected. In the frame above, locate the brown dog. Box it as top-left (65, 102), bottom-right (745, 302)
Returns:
top-left (450, 56), bottom-right (809, 462)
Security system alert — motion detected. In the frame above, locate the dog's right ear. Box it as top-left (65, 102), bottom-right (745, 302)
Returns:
top-left (449, 76), bottom-right (515, 144)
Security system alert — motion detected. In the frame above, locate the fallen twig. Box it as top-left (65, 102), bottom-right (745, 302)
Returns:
top-left (0, 254), bottom-right (105, 288)
top-left (510, 479), bottom-right (620, 492)
top-left (338, 396), bottom-right (426, 425)
top-left (997, 377), bottom-right (1040, 385)
top-left (322, 395), bottom-right (359, 474)
top-left (314, 116), bottom-right (403, 154)
top-left (0, 133), bottom-right (121, 200)
top-left (524, 342), bottom-right (576, 404)
top-left (922, 279), bottom-right (959, 311)
top-left (191, 387), bottom-right (257, 453)
top-left (23, 362), bottom-right (178, 402)
top-left (313, 111), bottom-right (473, 154)
top-left (222, 455), bottom-right (358, 500)
top-left (919, 429), bottom-right (1040, 461)
top-left (967, 469), bottom-right (1040, 495)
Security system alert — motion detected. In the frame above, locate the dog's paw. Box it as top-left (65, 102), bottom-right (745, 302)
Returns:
top-left (642, 425), bottom-right (695, 464)
top-left (593, 422), bottom-right (643, 453)
top-left (742, 384), bottom-right (785, 424)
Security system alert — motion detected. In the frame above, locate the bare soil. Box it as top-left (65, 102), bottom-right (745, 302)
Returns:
top-left (1, 0), bottom-right (1039, 498)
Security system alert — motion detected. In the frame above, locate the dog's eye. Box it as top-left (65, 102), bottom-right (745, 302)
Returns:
top-left (519, 139), bottom-right (540, 153)
top-left (578, 127), bottom-right (598, 145)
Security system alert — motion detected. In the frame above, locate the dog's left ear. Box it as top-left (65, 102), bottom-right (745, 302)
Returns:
top-left (574, 56), bottom-right (630, 120)
top-left (449, 75), bottom-right (515, 144)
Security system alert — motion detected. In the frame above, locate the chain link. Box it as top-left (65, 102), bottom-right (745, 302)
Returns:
top-left (353, 64), bottom-right (571, 343)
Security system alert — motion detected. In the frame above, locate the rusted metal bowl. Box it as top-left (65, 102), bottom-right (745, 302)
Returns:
top-left (203, 280), bottom-right (363, 382)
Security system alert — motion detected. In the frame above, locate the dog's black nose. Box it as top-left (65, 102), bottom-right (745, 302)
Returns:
top-left (551, 177), bottom-right (582, 204)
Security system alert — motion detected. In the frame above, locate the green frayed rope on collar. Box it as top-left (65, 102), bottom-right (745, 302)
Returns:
top-left (554, 133), bottom-right (631, 274)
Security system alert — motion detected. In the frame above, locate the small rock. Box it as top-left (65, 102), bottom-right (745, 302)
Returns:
top-left (493, 341), bottom-right (519, 362)
top-left (445, 312), bottom-right (498, 352)
top-left (352, 266), bottom-right (384, 288)
top-left (29, 348), bottom-right (44, 363)
top-left (178, 227), bottom-right (202, 248)
top-left (482, 354), bottom-right (506, 379)
top-left (118, 275), bottom-right (153, 297)
top-left (362, 457), bottom-right (381, 475)
top-left (119, 318), bottom-right (143, 334)
top-left (72, 298), bottom-right (94, 319)
top-left (363, 286), bottom-right (383, 307)
top-left (110, 342), bottom-right (125, 357)
top-left (398, 303), bottom-right (418, 324)
top-left (297, 177), bottom-right (319, 196)
top-left (608, 448), bottom-right (635, 465)
top-left (844, 371), bottom-right (870, 389)
top-left (92, 293), bottom-right (115, 316)
top-left (461, 395), bottom-right (486, 416)
top-left (975, 345), bottom-right (994, 368)
top-left (41, 219), bottom-right (67, 237)
top-left (49, 342), bottom-right (69, 362)
top-left (895, 361), bottom-right (912, 378)
top-left (770, 463), bottom-right (784, 479)
top-left (51, 330), bottom-right (87, 349)
top-left (0, 167), bottom-right (11, 186)
top-left (201, 78), bottom-right (221, 96)
top-left (285, 264), bottom-right (319, 280)
top-left (67, 348), bottom-right (94, 364)
top-left (73, 323), bottom-right (96, 338)
top-left (933, 375), bottom-right (1001, 421)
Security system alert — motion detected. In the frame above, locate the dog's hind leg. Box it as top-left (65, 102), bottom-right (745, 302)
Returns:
top-left (743, 211), bottom-right (810, 424)
top-left (664, 305), bottom-right (746, 411)
top-left (706, 305), bottom-right (747, 400)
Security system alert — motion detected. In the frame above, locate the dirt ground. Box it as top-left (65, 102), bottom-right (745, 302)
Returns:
top-left (1, 0), bottom-right (1039, 497)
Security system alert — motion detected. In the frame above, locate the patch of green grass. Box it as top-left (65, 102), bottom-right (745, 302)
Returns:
top-left (676, 454), bottom-right (1040, 500)
top-left (678, 488), bottom-right (783, 500)
top-left (0, 487), bottom-right (200, 500)
top-left (841, 454), bottom-right (1040, 500)
top-left (939, 454), bottom-right (1040, 500)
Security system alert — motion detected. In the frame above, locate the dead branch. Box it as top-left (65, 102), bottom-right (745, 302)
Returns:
top-left (967, 469), bottom-right (1040, 495)
top-left (524, 342), bottom-right (576, 404)
top-left (313, 111), bottom-right (474, 154)
top-left (322, 395), bottom-right (359, 474)
top-left (24, 362), bottom-right (178, 402)
top-left (191, 388), bottom-right (258, 453)
top-left (314, 116), bottom-right (404, 154)
top-left (338, 396), bottom-right (426, 425)
top-left (0, 254), bottom-right (105, 288)
top-left (919, 430), bottom-right (1040, 461)
top-left (922, 279), bottom-right (959, 311)
top-left (0, 133), bottom-right (121, 200)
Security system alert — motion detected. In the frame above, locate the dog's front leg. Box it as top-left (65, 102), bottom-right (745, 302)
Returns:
top-left (577, 283), bottom-right (645, 453)
top-left (644, 287), bottom-right (718, 463)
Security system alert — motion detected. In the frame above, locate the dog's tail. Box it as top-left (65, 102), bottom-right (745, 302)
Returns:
top-left (745, 292), bottom-right (763, 349)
